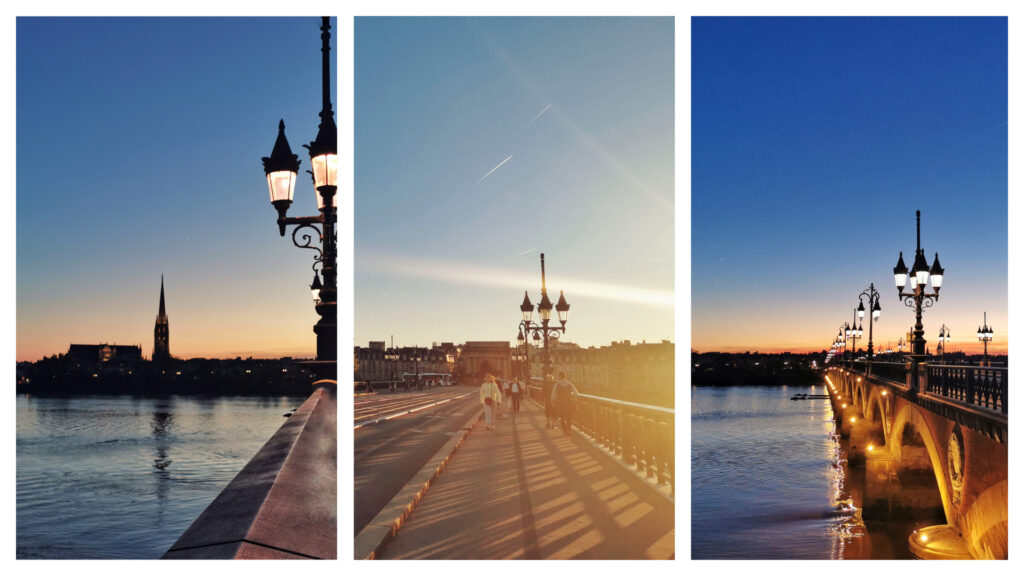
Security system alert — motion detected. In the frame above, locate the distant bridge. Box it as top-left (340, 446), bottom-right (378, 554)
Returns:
top-left (826, 360), bottom-right (1006, 559)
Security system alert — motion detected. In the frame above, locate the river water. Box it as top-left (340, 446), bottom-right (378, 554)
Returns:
top-left (16, 394), bottom-right (305, 559)
top-left (691, 385), bottom-right (869, 559)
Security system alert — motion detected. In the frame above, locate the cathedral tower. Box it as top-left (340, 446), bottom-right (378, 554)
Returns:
top-left (154, 275), bottom-right (170, 362)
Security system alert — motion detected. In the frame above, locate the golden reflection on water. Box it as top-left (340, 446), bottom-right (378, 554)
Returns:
top-left (823, 393), bottom-right (867, 559)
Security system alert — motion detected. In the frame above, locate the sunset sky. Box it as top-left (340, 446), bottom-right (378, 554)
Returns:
top-left (354, 18), bottom-right (674, 349)
top-left (17, 18), bottom-right (336, 361)
top-left (692, 17), bottom-right (1007, 355)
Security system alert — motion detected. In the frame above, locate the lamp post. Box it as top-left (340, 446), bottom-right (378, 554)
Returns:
top-left (858, 284), bottom-right (881, 374)
top-left (845, 310), bottom-right (862, 361)
top-left (977, 312), bottom-right (994, 366)
top-left (937, 325), bottom-right (950, 364)
top-left (897, 337), bottom-right (905, 356)
top-left (385, 348), bottom-right (399, 392)
top-left (836, 326), bottom-right (847, 362)
top-left (512, 331), bottom-right (529, 382)
top-left (518, 253), bottom-right (570, 384)
top-left (413, 351), bottom-right (422, 390)
top-left (892, 210), bottom-right (944, 357)
top-left (261, 17), bottom-right (337, 366)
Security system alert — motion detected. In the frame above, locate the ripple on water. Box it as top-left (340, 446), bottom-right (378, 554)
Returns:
top-left (16, 394), bottom-right (304, 559)
top-left (692, 385), bottom-right (859, 559)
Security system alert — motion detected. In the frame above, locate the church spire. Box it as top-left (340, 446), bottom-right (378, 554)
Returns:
top-left (159, 275), bottom-right (166, 318)
top-left (154, 275), bottom-right (170, 363)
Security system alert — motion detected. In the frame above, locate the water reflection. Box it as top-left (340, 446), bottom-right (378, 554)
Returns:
top-left (692, 385), bottom-right (867, 559)
top-left (151, 398), bottom-right (174, 515)
top-left (17, 395), bottom-right (305, 559)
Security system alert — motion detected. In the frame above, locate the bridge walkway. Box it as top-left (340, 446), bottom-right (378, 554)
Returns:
top-left (380, 397), bottom-right (674, 559)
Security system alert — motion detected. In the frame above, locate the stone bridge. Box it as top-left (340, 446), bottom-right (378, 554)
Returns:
top-left (825, 360), bottom-right (1006, 559)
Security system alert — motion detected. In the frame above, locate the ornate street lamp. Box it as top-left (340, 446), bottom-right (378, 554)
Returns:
top-left (845, 309), bottom-right (863, 361)
top-left (512, 330), bottom-right (529, 382)
top-left (978, 312), bottom-right (994, 366)
top-left (858, 283), bottom-right (881, 373)
top-left (892, 210), bottom-right (943, 356)
top-left (413, 350), bottom-right (423, 390)
top-left (261, 17), bottom-right (337, 365)
top-left (310, 271), bottom-right (323, 303)
top-left (937, 324), bottom-right (950, 364)
top-left (384, 348), bottom-right (400, 391)
top-left (518, 253), bottom-right (570, 384)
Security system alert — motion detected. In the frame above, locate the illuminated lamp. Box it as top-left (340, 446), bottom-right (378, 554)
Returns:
top-left (930, 253), bottom-right (943, 291)
top-left (310, 271), bottom-right (322, 303)
top-left (555, 290), bottom-right (570, 326)
top-left (520, 292), bottom-right (534, 323)
top-left (893, 251), bottom-right (908, 290)
top-left (262, 120), bottom-right (300, 235)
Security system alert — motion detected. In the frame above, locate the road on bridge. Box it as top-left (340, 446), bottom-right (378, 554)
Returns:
top-left (378, 397), bottom-right (674, 559)
top-left (354, 386), bottom-right (481, 533)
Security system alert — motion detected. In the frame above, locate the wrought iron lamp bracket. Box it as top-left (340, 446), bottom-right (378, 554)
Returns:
top-left (289, 221), bottom-right (324, 260)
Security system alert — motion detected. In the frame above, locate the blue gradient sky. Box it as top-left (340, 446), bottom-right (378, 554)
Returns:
top-left (17, 17), bottom-right (336, 361)
top-left (355, 17), bottom-right (674, 349)
top-left (692, 17), bottom-right (1007, 354)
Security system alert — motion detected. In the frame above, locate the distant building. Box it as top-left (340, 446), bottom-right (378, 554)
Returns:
top-left (353, 342), bottom-right (455, 385)
top-left (154, 275), bottom-right (170, 363)
top-left (67, 343), bottom-right (142, 374)
top-left (545, 339), bottom-right (674, 405)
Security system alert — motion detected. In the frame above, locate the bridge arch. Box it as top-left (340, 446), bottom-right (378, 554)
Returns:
top-left (863, 387), bottom-right (890, 443)
top-left (888, 402), bottom-right (953, 524)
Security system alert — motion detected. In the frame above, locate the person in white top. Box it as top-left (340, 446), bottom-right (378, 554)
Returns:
top-left (479, 374), bottom-right (503, 430)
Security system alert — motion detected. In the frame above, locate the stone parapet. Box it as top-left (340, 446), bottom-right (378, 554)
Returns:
top-left (162, 381), bottom-right (337, 559)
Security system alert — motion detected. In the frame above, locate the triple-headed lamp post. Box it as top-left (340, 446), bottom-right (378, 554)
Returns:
top-left (978, 312), bottom-right (994, 366)
top-left (937, 325), bottom-right (950, 363)
top-left (845, 311), bottom-right (862, 360)
top-left (261, 17), bottom-right (338, 364)
top-left (892, 210), bottom-right (944, 356)
top-left (519, 253), bottom-right (570, 383)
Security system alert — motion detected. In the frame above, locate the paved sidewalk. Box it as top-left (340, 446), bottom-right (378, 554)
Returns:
top-left (381, 399), bottom-right (674, 559)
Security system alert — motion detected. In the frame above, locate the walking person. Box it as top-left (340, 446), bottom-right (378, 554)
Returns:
top-left (550, 371), bottom-right (579, 434)
top-left (509, 377), bottom-right (522, 413)
top-left (501, 379), bottom-right (511, 410)
top-left (479, 374), bottom-right (502, 431)
top-left (542, 375), bottom-right (555, 428)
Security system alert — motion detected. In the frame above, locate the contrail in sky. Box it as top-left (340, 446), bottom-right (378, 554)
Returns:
top-left (476, 153), bottom-right (514, 184)
top-left (517, 248), bottom-right (537, 256)
top-left (524, 104), bottom-right (551, 127)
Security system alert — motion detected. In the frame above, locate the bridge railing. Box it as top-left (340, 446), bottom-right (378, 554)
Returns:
top-left (529, 386), bottom-right (674, 494)
top-left (925, 364), bottom-right (1007, 414)
top-left (865, 361), bottom-right (908, 386)
top-left (843, 359), bottom-right (1007, 415)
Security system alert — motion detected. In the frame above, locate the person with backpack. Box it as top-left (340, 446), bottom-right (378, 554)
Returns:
top-left (550, 371), bottom-right (579, 433)
top-left (479, 374), bottom-right (503, 430)
top-left (542, 374), bottom-right (556, 428)
top-left (509, 377), bottom-right (523, 413)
